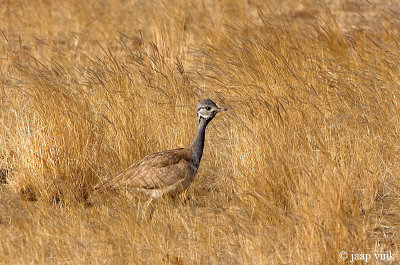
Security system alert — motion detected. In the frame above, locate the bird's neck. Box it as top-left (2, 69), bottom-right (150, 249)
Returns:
top-left (189, 118), bottom-right (209, 168)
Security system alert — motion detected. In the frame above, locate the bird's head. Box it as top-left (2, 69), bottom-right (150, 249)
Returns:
top-left (197, 99), bottom-right (227, 123)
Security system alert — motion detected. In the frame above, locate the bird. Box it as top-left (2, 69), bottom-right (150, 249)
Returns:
top-left (94, 99), bottom-right (227, 199)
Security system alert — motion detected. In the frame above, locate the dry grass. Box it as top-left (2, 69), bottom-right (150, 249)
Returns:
top-left (1, 0), bottom-right (400, 264)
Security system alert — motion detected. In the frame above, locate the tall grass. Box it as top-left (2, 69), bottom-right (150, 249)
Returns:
top-left (1, 0), bottom-right (400, 264)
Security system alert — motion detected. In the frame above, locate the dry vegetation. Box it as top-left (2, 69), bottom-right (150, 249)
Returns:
top-left (1, 0), bottom-right (400, 264)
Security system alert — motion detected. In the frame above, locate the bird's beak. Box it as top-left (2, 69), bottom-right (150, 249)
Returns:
top-left (216, 107), bottom-right (228, 112)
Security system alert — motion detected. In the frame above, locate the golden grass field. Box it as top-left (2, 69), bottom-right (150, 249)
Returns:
top-left (1, 0), bottom-right (400, 264)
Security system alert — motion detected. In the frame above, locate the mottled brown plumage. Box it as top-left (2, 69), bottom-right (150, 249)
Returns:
top-left (94, 99), bottom-right (227, 198)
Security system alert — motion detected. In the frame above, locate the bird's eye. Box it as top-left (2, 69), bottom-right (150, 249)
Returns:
top-left (206, 107), bottom-right (211, 110)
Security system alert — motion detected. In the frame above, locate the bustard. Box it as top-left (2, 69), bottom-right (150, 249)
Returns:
top-left (94, 99), bottom-right (227, 198)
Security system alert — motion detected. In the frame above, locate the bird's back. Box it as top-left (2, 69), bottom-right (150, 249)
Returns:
top-left (95, 148), bottom-right (197, 196)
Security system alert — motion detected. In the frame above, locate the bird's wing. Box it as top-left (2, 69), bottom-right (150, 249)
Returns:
top-left (95, 148), bottom-right (192, 190)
